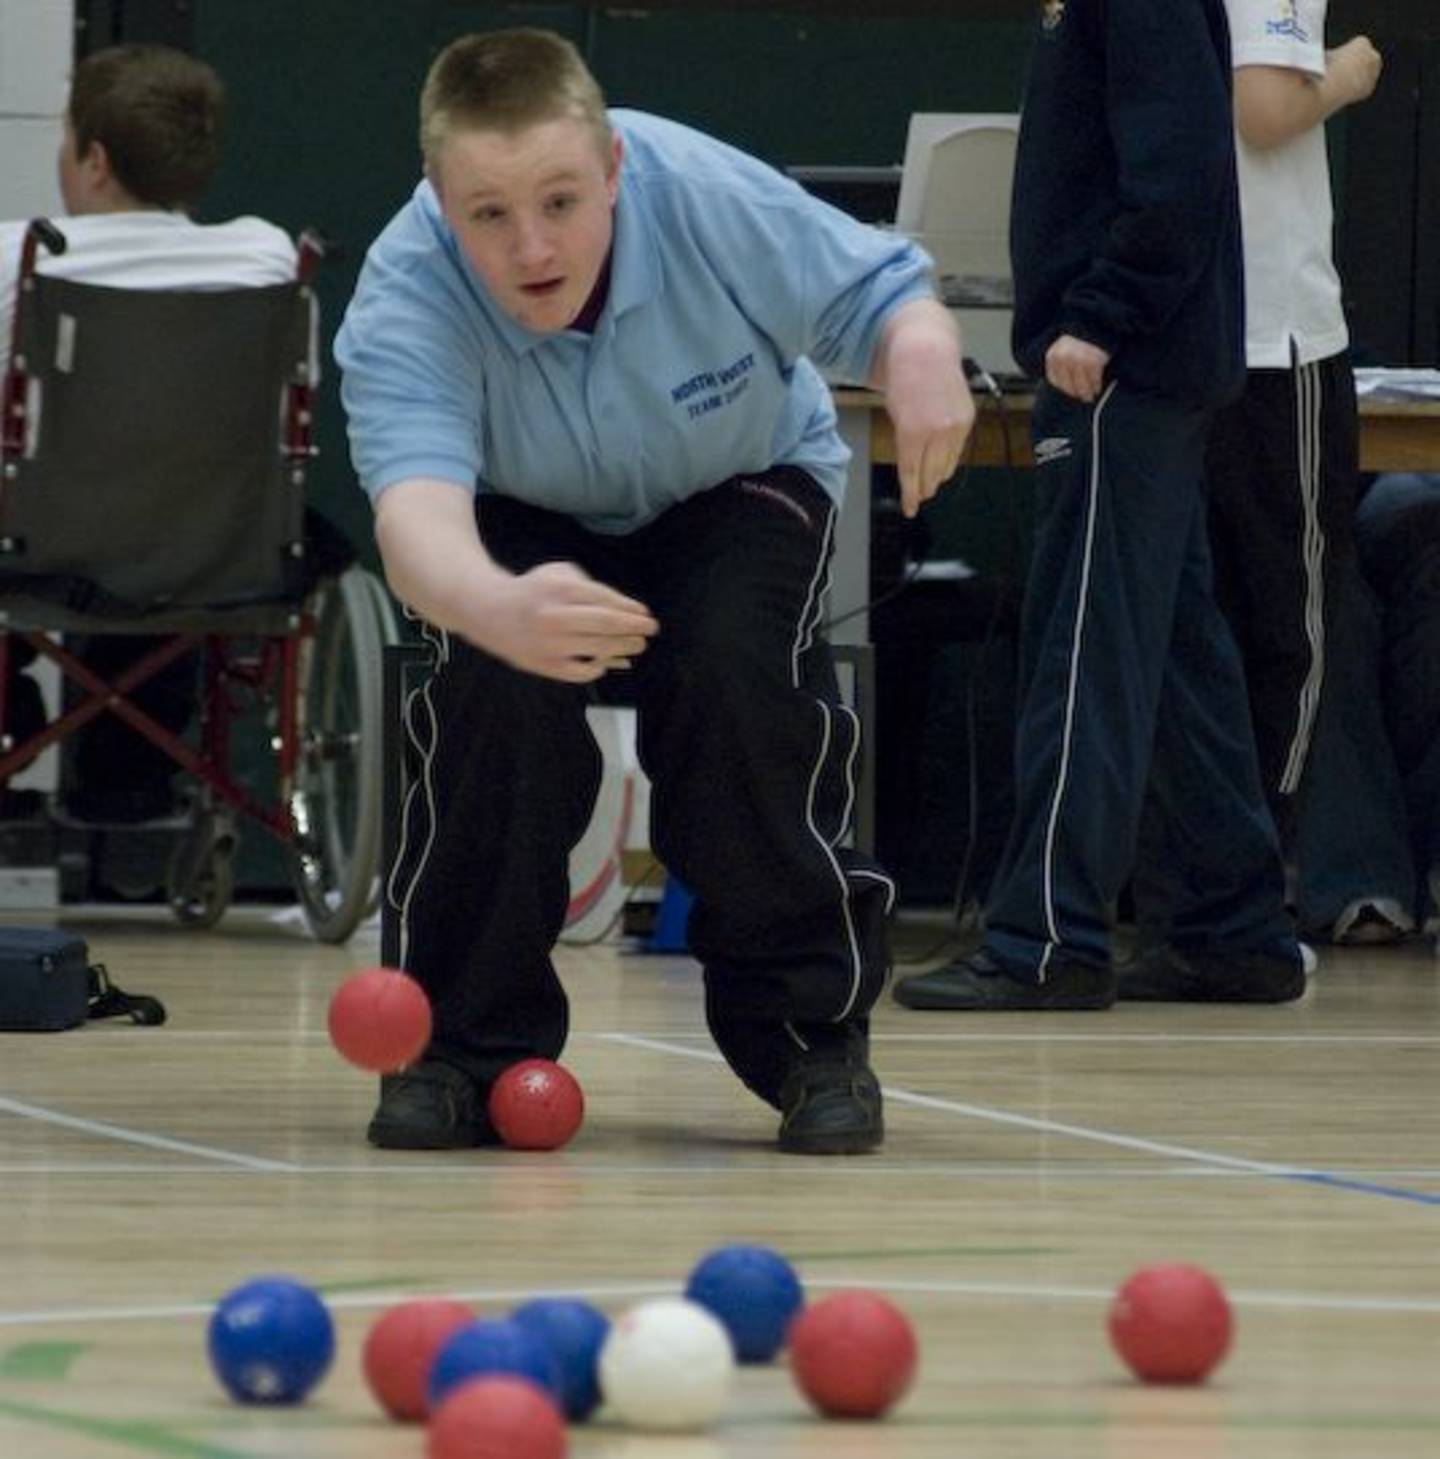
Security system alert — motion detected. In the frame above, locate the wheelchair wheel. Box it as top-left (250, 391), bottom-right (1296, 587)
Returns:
top-left (363, 566), bottom-right (401, 646)
top-left (290, 565), bottom-right (389, 942)
top-left (359, 571), bottom-right (400, 921)
top-left (169, 840), bottom-right (235, 929)
top-left (167, 810), bottom-right (237, 930)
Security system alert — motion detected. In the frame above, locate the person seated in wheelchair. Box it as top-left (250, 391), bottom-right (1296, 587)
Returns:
top-left (0, 42), bottom-right (296, 823)
top-left (335, 29), bottom-right (975, 1155)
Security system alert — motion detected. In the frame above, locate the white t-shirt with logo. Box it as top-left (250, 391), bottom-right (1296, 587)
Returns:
top-left (1225, 0), bottom-right (1348, 368)
top-left (0, 211), bottom-right (297, 351)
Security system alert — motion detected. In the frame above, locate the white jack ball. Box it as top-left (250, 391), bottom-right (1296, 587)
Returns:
top-left (599, 1297), bottom-right (735, 1431)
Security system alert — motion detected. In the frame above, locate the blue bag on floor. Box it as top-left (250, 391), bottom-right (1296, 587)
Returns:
top-left (0, 927), bottom-right (165, 1031)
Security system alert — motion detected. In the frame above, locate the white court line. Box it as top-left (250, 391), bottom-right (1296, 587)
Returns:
top-left (812, 1278), bottom-right (1440, 1316)
top-left (6, 1033), bottom-right (1428, 1186)
top-left (863, 1032), bottom-right (1440, 1045)
top-left (0, 1095), bottom-right (298, 1172)
top-left (4, 1274), bottom-right (1439, 1331)
top-left (70, 1027), bottom-right (1440, 1046)
top-left (9, 1161), bottom-right (1433, 1180)
top-left (0, 1283), bottom-right (678, 1330)
top-left (597, 1033), bottom-right (1306, 1179)
top-left (583, 1030), bottom-right (1440, 1046)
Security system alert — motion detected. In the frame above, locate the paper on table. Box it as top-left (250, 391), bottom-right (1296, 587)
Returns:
top-left (1354, 368), bottom-right (1440, 401)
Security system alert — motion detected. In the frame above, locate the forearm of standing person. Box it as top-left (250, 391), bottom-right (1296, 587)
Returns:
top-left (1234, 36), bottom-right (1382, 150)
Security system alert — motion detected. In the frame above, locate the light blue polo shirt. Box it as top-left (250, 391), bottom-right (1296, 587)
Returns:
top-left (335, 109), bottom-right (933, 534)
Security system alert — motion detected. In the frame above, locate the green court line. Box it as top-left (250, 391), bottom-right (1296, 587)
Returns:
top-left (0, 1397), bottom-right (262, 1459)
top-left (311, 1275), bottom-right (420, 1297)
top-left (170, 1412), bottom-right (383, 1433)
top-left (794, 1245), bottom-right (1067, 1263)
top-left (143, 1411), bottom-right (380, 1434)
top-left (0, 1342), bottom-right (89, 1380)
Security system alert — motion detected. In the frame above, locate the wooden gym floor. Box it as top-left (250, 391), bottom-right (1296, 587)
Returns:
top-left (2, 907), bottom-right (1438, 1458)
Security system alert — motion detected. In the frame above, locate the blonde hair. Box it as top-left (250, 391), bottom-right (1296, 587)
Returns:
top-left (420, 29), bottom-right (611, 169)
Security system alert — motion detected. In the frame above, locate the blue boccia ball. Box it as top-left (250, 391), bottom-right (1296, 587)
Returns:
top-left (428, 1318), bottom-right (562, 1411)
top-left (685, 1245), bottom-right (805, 1363)
top-left (207, 1276), bottom-right (335, 1404)
top-left (510, 1296), bottom-right (611, 1421)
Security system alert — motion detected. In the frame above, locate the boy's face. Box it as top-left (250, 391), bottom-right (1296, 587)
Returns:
top-left (432, 116), bottom-right (621, 334)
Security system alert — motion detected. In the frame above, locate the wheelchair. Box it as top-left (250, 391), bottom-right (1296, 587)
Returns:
top-left (0, 220), bottom-right (395, 942)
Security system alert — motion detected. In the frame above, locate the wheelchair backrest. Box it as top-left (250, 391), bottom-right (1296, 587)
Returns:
top-left (0, 276), bottom-right (312, 615)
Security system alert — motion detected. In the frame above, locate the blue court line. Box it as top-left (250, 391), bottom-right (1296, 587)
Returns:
top-left (600, 1035), bottom-right (1440, 1211)
top-left (1283, 1170), bottom-right (1440, 1206)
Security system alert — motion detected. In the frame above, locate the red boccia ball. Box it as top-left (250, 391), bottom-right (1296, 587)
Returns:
top-left (1108, 1264), bottom-right (1233, 1384)
top-left (488, 1060), bottom-right (585, 1151)
top-left (428, 1375), bottom-right (567, 1459)
top-left (788, 1290), bottom-right (918, 1419)
top-left (363, 1298), bottom-right (476, 1421)
top-left (327, 967), bottom-right (432, 1073)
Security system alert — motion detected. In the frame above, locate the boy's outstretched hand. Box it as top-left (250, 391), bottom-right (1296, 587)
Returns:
top-left (481, 561), bottom-right (658, 683)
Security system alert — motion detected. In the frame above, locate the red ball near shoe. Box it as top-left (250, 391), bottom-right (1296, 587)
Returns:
top-left (487, 1059), bottom-right (585, 1150)
top-left (327, 967), bottom-right (432, 1073)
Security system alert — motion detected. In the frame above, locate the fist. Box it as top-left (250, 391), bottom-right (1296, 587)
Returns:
top-left (1329, 36), bottom-right (1382, 106)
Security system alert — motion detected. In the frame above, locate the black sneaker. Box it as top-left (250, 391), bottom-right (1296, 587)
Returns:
top-left (777, 1031), bottom-right (884, 1156)
top-left (1118, 941), bottom-right (1306, 1003)
top-left (893, 949), bottom-right (1116, 1011)
top-left (1331, 898), bottom-right (1410, 946)
top-left (366, 1059), bottom-right (499, 1149)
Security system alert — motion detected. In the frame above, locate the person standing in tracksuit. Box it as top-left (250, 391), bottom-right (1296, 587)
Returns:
top-left (895, 0), bottom-right (1307, 1010)
top-left (335, 30), bottom-right (974, 1152)
top-left (1203, 4), bottom-right (1410, 946)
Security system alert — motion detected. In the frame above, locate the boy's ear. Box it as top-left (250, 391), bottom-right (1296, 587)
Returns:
top-left (89, 140), bottom-right (114, 183)
top-left (81, 138), bottom-right (114, 187)
top-left (606, 132), bottom-right (624, 202)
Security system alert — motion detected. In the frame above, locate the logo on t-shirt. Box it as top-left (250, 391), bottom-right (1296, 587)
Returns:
top-left (669, 352), bottom-right (756, 422)
top-left (1265, 3), bottom-right (1310, 42)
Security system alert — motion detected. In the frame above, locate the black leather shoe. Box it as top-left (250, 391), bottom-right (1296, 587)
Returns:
top-left (893, 949), bottom-right (1116, 1010)
top-left (1118, 941), bottom-right (1306, 1003)
top-left (367, 1058), bottom-right (499, 1149)
top-left (777, 1039), bottom-right (884, 1155)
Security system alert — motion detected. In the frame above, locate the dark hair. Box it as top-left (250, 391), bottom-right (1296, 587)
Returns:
top-left (68, 45), bottom-right (225, 209)
top-left (420, 29), bottom-right (611, 168)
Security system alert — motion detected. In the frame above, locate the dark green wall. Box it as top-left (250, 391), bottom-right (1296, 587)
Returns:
top-left (193, 2), bottom-right (1031, 551)
top-left (594, 11), bottom-right (1028, 163)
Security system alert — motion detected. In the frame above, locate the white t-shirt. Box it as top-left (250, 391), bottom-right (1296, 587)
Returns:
top-left (1225, 0), bottom-right (1348, 368)
top-left (0, 211), bottom-right (297, 350)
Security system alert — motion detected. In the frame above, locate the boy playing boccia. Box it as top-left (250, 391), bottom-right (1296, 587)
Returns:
top-left (336, 29), bottom-right (973, 1154)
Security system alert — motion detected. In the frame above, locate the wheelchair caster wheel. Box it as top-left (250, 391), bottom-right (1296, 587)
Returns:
top-left (167, 817), bottom-right (236, 929)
